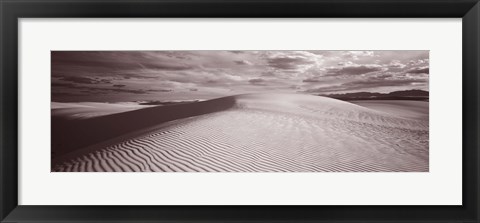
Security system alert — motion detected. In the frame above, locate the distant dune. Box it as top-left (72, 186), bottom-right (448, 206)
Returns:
top-left (52, 93), bottom-right (428, 172)
top-left (350, 100), bottom-right (429, 119)
top-left (322, 89), bottom-right (429, 101)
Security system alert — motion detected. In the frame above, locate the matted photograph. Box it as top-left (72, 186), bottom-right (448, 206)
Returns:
top-left (51, 50), bottom-right (429, 172)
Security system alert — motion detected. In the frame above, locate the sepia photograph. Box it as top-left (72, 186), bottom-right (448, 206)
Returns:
top-left (51, 50), bottom-right (429, 172)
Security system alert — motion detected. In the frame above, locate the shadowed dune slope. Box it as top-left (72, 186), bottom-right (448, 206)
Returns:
top-left (52, 93), bottom-right (429, 172)
top-left (51, 96), bottom-right (236, 159)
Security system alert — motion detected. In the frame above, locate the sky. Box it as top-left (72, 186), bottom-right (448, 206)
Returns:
top-left (52, 51), bottom-right (429, 102)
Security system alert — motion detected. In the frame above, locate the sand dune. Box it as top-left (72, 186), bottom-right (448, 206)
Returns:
top-left (350, 100), bottom-right (429, 119)
top-left (52, 93), bottom-right (428, 172)
top-left (52, 102), bottom-right (154, 119)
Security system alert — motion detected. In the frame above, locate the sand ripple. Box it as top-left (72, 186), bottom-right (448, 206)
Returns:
top-left (53, 94), bottom-right (428, 172)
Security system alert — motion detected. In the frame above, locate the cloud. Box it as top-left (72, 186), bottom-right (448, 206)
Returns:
top-left (374, 73), bottom-right (393, 79)
top-left (337, 61), bottom-right (354, 66)
top-left (326, 64), bottom-right (385, 76)
top-left (110, 88), bottom-right (148, 94)
top-left (51, 51), bottom-right (429, 102)
top-left (82, 87), bottom-right (173, 95)
top-left (51, 51), bottom-right (195, 81)
top-left (407, 66), bottom-right (429, 74)
top-left (148, 89), bottom-right (173, 92)
top-left (341, 65), bottom-right (384, 74)
top-left (52, 82), bottom-right (77, 88)
top-left (53, 52), bottom-right (193, 71)
top-left (290, 85), bottom-right (301, 90)
top-left (234, 60), bottom-right (253, 65)
top-left (268, 57), bottom-right (314, 69)
top-left (114, 72), bottom-right (160, 80)
top-left (248, 78), bottom-right (266, 85)
top-left (60, 76), bottom-right (99, 84)
top-left (52, 80), bottom-right (172, 95)
top-left (388, 60), bottom-right (406, 69)
top-left (408, 59), bottom-right (429, 66)
top-left (265, 51), bottom-right (321, 71)
top-left (343, 51), bottom-right (375, 60)
top-left (137, 62), bottom-right (193, 71)
top-left (52, 92), bottom-right (84, 97)
top-left (302, 78), bottom-right (322, 83)
top-left (260, 71), bottom-right (275, 77)
top-left (61, 76), bottom-right (113, 85)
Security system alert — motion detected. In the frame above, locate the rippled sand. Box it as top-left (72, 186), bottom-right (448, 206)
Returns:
top-left (52, 93), bottom-right (428, 172)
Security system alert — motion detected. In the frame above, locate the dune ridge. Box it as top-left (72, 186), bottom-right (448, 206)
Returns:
top-left (52, 93), bottom-right (428, 172)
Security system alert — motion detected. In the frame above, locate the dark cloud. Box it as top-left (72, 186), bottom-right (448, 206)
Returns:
top-left (234, 60), bottom-right (252, 65)
top-left (60, 76), bottom-right (97, 84)
top-left (374, 74), bottom-right (393, 79)
top-left (290, 85), bottom-right (301, 90)
top-left (337, 61), bottom-right (354, 66)
top-left (148, 89), bottom-right (173, 93)
top-left (52, 52), bottom-right (132, 72)
top-left (115, 73), bottom-right (159, 80)
top-left (51, 51), bottom-right (429, 102)
top-left (206, 80), bottom-right (218, 84)
top-left (52, 82), bottom-right (154, 95)
top-left (108, 88), bottom-right (147, 94)
top-left (326, 64), bottom-right (384, 76)
top-left (138, 62), bottom-right (192, 71)
top-left (260, 71), bottom-right (275, 77)
top-left (60, 76), bottom-right (112, 84)
top-left (407, 67), bottom-right (429, 74)
top-left (51, 51), bottom-right (193, 81)
top-left (52, 92), bottom-right (85, 97)
top-left (267, 56), bottom-right (315, 70)
top-left (302, 78), bottom-right (321, 83)
top-left (52, 82), bottom-right (77, 88)
top-left (248, 78), bottom-right (266, 85)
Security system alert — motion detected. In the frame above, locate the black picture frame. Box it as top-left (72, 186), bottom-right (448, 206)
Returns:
top-left (1, 0), bottom-right (479, 222)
